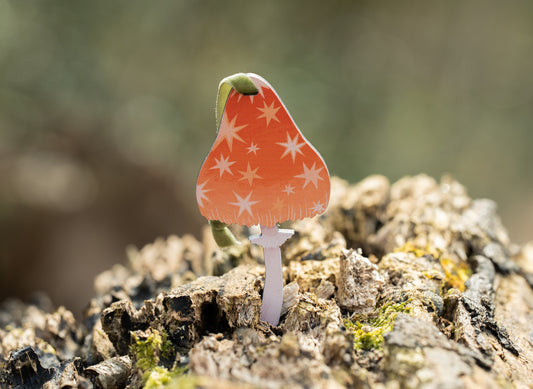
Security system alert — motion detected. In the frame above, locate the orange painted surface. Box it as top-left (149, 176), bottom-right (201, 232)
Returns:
top-left (196, 74), bottom-right (330, 227)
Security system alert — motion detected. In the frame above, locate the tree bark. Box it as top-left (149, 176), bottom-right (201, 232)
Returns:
top-left (1, 174), bottom-right (532, 388)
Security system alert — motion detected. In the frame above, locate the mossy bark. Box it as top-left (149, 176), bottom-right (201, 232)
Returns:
top-left (1, 174), bottom-right (532, 388)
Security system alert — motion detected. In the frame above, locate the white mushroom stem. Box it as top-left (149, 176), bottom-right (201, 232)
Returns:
top-left (250, 225), bottom-right (294, 326)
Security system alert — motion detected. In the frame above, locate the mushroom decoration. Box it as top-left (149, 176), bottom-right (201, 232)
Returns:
top-left (196, 73), bottom-right (330, 325)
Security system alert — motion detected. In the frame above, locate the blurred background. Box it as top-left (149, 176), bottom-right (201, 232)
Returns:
top-left (1, 1), bottom-right (532, 317)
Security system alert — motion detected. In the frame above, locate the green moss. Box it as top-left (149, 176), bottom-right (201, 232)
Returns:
top-left (130, 328), bottom-right (188, 387)
top-left (142, 366), bottom-right (194, 389)
top-left (344, 300), bottom-right (412, 350)
top-left (394, 241), bottom-right (471, 292)
top-left (131, 329), bottom-right (174, 371)
top-left (36, 339), bottom-right (57, 356)
top-left (144, 366), bottom-right (181, 389)
top-left (166, 374), bottom-right (199, 389)
top-left (394, 241), bottom-right (440, 258)
top-left (438, 257), bottom-right (471, 292)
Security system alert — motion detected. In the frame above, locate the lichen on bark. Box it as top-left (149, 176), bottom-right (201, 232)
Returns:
top-left (1, 174), bottom-right (532, 388)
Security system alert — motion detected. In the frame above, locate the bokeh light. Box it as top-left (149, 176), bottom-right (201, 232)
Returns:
top-left (1, 0), bottom-right (532, 316)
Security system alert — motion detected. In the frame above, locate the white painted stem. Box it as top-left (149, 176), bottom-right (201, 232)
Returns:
top-left (261, 246), bottom-right (283, 325)
top-left (250, 225), bottom-right (294, 326)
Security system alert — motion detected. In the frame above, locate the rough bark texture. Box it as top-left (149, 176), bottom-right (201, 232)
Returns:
top-left (1, 174), bottom-right (532, 388)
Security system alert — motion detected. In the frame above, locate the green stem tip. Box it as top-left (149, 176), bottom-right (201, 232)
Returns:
top-left (209, 220), bottom-right (240, 247)
top-left (210, 73), bottom-right (257, 246)
top-left (216, 73), bottom-right (258, 129)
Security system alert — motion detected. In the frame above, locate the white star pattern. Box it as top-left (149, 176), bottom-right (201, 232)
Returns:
top-left (214, 113), bottom-right (247, 151)
top-left (277, 133), bottom-right (305, 163)
top-left (238, 163), bottom-right (262, 185)
top-left (246, 141), bottom-right (260, 155)
top-left (257, 100), bottom-right (281, 126)
top-left (210, 154), bottom-right (235, 177)
top-left (231, 89), bottom-right (240, 101)
top-left (230, 191), bottom-right (259, 217)
top-left (295, 162), bottom-right (324, 189)
top-left (197, 75), bottom-right (331, 227)
top-left (196, 180), bottom-right (212, 208)
top-left (310, 201), bottom-right (325, 214)
top-left (282, 184), bottom-right (295, 196)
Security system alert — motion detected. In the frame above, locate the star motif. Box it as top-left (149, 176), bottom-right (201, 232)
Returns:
top-left (210, 154), bottom-right (235, 177)
top-left (277, 133), bottom-right (305, 163)
top-left (257, 100), bottom-right (281, 126)
top-left (310, 201), bottom-right (325, 214)
top-left (196, 180), bottom-right (212, 208)
top-left (272, 197), bottom-right (285, 214)
top-left (282, 184), bottom-right (295, 196)
top-left (295, 162), bottom-right (324, 189)
top-left (246, 141), bottom-right (260, 155)
top-left (214, 113), bottom-right (247, 151)
top-left (230, 191), bottom-right (259, 217)
top-left (238, 163), bottom-right (262, 185)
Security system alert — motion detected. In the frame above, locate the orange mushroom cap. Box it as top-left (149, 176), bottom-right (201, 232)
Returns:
top-left (196, 74), bottom-right (330, 227)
